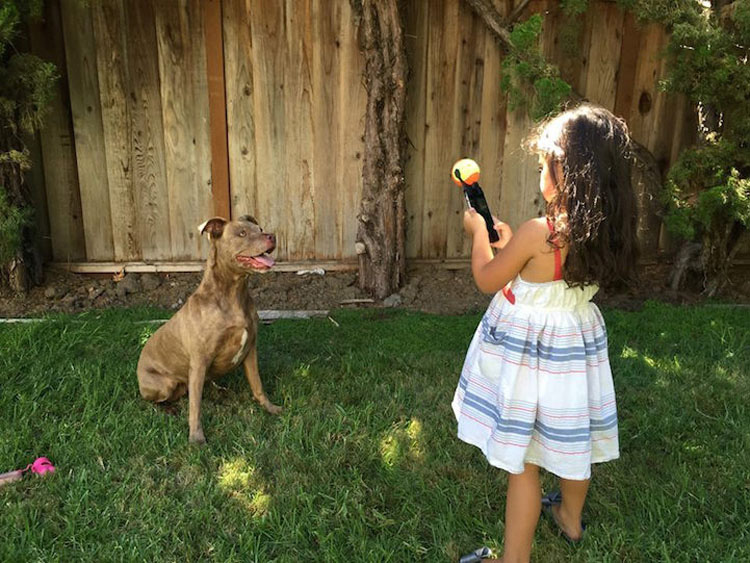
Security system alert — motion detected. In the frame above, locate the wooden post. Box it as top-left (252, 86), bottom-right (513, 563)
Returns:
top-left (203, 0), bottom-right (231, 219)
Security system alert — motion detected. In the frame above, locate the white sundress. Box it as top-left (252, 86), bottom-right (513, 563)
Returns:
top-left (452, 272), bottom-right (619, 481)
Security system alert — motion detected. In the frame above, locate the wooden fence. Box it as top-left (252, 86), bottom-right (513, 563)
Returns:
top-left (28, 0), bottom-right (694, 268)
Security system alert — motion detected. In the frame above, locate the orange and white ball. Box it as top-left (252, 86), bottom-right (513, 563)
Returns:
top-left (451, 158), bottom-right (480, 185)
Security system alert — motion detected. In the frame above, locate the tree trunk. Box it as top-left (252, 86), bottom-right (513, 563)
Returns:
top-left (669, 240), bottom-right (701, 291)
top-left (0, 143), bottom-right (36, 294)
top-left (350, 0), bottom-right (408, 299)
top-left (702, 222), bottom-right (747, 297)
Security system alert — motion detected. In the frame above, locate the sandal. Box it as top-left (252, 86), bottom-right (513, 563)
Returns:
top-left (458, 546), bottom-right (492, 563)
top-left (541, 491), bottom-right (586, 545)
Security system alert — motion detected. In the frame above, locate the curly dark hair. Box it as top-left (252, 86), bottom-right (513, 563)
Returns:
top-left (528, 104), bottom-right (639, 289)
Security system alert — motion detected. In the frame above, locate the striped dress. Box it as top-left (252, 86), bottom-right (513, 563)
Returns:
top-left (452, 243), bottom-right (619, 480)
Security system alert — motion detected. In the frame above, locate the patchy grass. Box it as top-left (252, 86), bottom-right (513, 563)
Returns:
top-left (0, 304), bottom-right (748, 562)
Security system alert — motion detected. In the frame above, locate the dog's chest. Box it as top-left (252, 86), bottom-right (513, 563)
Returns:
top-left (211, 326), bottom-right (253, 374)
top-left (232, 329), bottom-right (250, 365)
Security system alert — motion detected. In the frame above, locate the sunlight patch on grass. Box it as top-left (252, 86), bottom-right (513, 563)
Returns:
top-left (139, 326), bottom-right (155, 346)
top-left (217, 458), bottom-right (271, 517)
top-left (293, 361), bottom-right (316, 379)
top-left (682, 440), bottom-right (705, 455)
top-left (620, 346), bottom-right (637, 359)
top-left (380, 417), bottom-right (425, 469)
top-left (653, 376), bottom-right (670, 389)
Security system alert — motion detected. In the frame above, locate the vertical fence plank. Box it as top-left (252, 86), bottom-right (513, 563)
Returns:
top-left (446, 2), bottom-right (487, 258)
top-left (421, 0), bottom-right (459, 258)
top-left (543, 2), bottom-right (592, 95)
top-left (627, 23), bottom-right (669, 256)
top-left (249, 0), bottom-right (287, 255)
top-left (627, 24), bottom-right (665, 149)
top-left (474, 0), bottom-right (508, 255)
top-left (311, 0), bottom-right (340, 259)
top-left (580, 2), bottom-right (624, 109)
top-left (92, 0), bottom-right (139, 261)
top-left (59, 0), bottom-right (113, 260)
top-left (155, 0), bottom-right (213, 260)
top-left (499, 1), bottom-right (546, 229)
top-left (25, 134), bottom-right (52, 261)
top-left (614, 11), bottom-right (641, 121)
top-left (223, 0), bottom-right (258, 223)
top-left (404, 0), bottom-right (429, 260)
top-left (125, 0), bottom-right (172, 260)
top-left (29, 0), bottom-right (85, 262)
top-left (337, 0), bottom-right (366, 261)
top-left (284, 0), bottom-right (315, 260)
top-left (204, 0), bottom-right (232, 221)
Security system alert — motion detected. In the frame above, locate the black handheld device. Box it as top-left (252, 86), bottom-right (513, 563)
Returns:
top-left (454, 168), bottom-right (499, 244)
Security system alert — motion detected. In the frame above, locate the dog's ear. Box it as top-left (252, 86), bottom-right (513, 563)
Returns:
top-left (197, 217), bottom-right (227, 240)
top-left (238, 214), bottom-right (259, 226)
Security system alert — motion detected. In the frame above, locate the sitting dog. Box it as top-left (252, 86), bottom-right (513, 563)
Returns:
top-left (137, 215), bottom-right (282, 444)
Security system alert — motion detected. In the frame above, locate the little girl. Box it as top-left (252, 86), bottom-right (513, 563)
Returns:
top-left (453, 104), bottom-right (638, 562)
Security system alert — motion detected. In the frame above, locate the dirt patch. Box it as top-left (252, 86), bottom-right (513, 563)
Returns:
top-left (0, 262), bottom-right (748, 318)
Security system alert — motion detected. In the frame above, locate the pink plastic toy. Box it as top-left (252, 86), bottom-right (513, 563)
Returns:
top-left (0, 457), bottom-right (55, 486)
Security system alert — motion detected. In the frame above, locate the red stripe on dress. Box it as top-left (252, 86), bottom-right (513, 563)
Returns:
top-left (484, 314), bottom-right (603, 337)
top-left (461, 411), bottom-right (493, 429)
top-left (531, 436), bottom-right (591, 455)
top-left (475, 351), bottom-right (607, 374)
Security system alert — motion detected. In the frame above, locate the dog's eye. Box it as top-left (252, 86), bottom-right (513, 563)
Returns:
top-left (239, 230), bottom-right (247, 237)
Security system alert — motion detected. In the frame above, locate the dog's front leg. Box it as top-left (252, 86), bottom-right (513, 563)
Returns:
top-left (188, 358), bottom-right (210, 444)
top-left (242, 344), bottom-right (282, 415)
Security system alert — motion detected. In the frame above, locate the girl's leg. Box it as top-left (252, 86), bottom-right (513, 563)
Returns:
top-left (552, 477), bottom-right (589, 540)
top-left (498, 463), bottom-right (541, 563)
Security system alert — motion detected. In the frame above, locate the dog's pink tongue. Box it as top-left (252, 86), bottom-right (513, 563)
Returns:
top-left (255, 254), bottom-right (275, 267)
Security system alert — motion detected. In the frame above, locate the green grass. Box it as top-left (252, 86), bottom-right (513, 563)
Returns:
top-left (0, 303), bottom-right (748, 562)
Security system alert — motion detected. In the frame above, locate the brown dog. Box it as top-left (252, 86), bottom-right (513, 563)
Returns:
top-left (137, 215), bottom-right (282, 444)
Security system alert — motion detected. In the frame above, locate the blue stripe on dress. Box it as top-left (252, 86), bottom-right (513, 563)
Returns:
top-left (481, 319), bottom-right (608, 362)
top-left (460, 389), bottom-right (610, 444)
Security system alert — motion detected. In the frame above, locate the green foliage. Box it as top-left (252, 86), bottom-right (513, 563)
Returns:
top-left (664, 139), bottom-right (750, 242)
top-left (0, 53), bottom-right (57, 134)
top-left (500, 14), bottom-right (571, 121)
top-left (0, 2), bottom-right (20, 60)
top-left (560, 0), bottom-right (589, 17)
top-left (617, 0), bottom-right (702, 27)
top-left (0, 1), bottom-right (56, 269)
top-left (656, 1), bottom-right (750, 247)
top-left (0, 188), bottom-right (31, 263)
top-left (557, 1), bottom-right (588, 55)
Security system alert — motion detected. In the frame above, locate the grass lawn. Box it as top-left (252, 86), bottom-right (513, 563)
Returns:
top-left (1, 303), bottom-right (749, 562)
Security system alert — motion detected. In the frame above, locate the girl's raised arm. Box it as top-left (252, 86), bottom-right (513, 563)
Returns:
top-left (464, 211), bottom-right (543, 294)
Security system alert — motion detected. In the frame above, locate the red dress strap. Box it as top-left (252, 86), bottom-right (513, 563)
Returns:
top-left (547, 218), bottom-right (563, 281)
top-left (503, 219), bottom-right (562, 305)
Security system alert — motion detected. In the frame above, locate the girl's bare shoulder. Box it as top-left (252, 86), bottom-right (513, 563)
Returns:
top-left (515, 217), bottom-right (551, 248)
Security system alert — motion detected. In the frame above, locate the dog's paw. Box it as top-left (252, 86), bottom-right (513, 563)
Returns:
top-left (189, 429), bottom-right (206, 445)
top-left (264, 402), bottom-right (283, 415)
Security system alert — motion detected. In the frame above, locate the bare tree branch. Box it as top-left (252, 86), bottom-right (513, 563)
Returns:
top-left (506, 0), bottom-right (532, 26)
top-left (464, 0), bottom-right (515, 52)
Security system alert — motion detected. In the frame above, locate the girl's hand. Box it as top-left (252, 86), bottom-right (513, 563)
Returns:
top-left (463, 208), bottom-right (486, 237)
top-left (491, 220), bottom-right (513, 249)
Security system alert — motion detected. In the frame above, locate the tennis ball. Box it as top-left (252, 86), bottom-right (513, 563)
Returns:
top-left (451, 158), bottom-right (480, 185)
